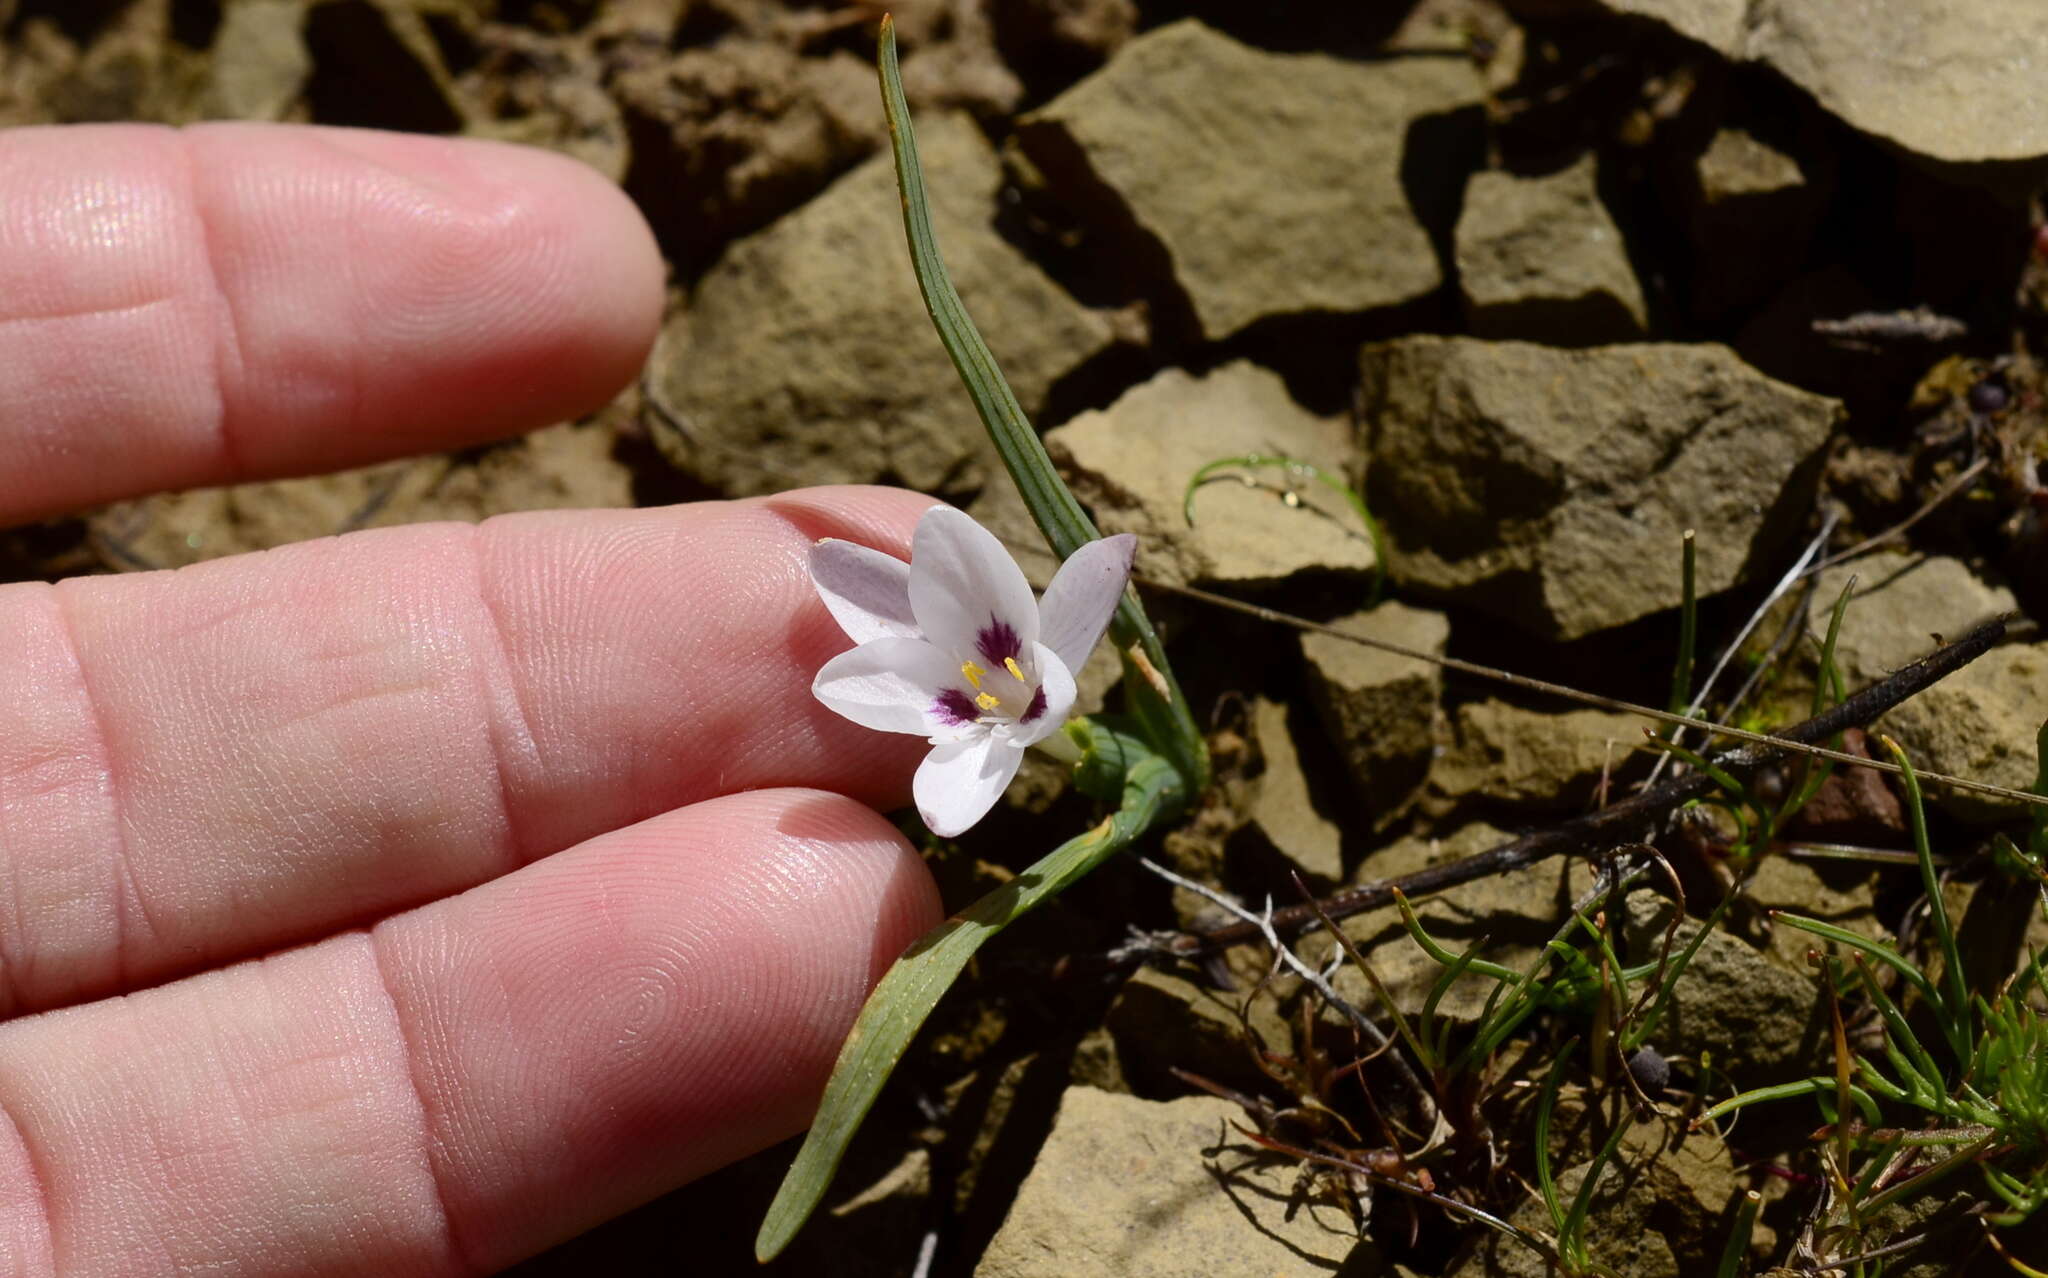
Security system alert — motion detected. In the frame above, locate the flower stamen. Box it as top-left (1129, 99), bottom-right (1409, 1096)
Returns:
top-left (960, 660), bottom-right (985, 688)
top-left (975, 691), bottom-right (1002, 711)
top-left (1003, 657), bottom-right (1025, 681)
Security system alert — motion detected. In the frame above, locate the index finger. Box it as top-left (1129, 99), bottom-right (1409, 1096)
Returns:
top-left (0, 122), bottom-right (662, 525)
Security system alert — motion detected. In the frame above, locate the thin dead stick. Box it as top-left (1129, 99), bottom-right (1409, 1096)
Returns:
top-left (1161, 615), bottom-right (2010, 960)
top-left (1803, 456), bottom-right (1991, 576)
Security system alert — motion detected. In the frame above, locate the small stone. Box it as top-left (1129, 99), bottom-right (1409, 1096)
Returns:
top-left (204, 0), bottom-right (312, 121)
top-left (974, 1087), bottom-right (1373, 1278)
top-left (1597, 0), bottom-right (2048, 175)
top-left (1015, 19), bottom-right (1484, 340)
top-left (1046, 361), bottom-right (1372, 588)
top-left (652, 112), bottom-right (1113, 498)
top-left (1622, 891), bottom-right (1828, 1086)
top-left (1778, 727), bottom-right (1906, 844)
top-left (1361, 337), bottom-right (1842, 640)
top-left (1455, 154), bottom-right (1648, 345)
top-left (1687, 128), bottom-right (1823, 322)
top-left (1244, 697), bottom-right (1345, 885)
top-left (1805, 553), bottom-right (2039, 823)
top-left (1426, 700), bottom-right (1642, 816)
top-left (1299, 603), bottom-right (1449, 826)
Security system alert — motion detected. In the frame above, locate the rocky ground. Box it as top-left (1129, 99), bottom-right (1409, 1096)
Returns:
top-left (5, 1), bottom-right (2048, 1275)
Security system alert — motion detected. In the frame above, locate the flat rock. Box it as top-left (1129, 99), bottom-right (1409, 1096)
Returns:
top-left (1455, 154), bottom-right (1647, 345)
top-left (1046, 360), bottom-right (1372, 588)
top-left (1361, 337), bottom-right (1842, 640)
top-left (975, 1087), bottom-right (1372, 1278)
top-left (1015, 19), bottom-right (1484, 340)
top-left (1426, 700), bottom-right (1643, 815)
top-left (653, 112), bottom-right (1112, 498)
top-left (1806, 554), bottom-right (2038, 822)
top-left (1601, 0), bottom-right (2048, 174)
top-left (1245, 697), bottom-right (1346, 884)
top-left (1300, 603), bottom-right (1448, 825)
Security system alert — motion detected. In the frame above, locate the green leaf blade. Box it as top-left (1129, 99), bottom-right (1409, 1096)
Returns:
top-left (755, 754), bottom-right (1183, 1260)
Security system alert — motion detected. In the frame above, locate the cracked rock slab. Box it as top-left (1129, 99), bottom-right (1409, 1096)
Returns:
top-left (1015, 18), bottom-right (1484, 340)
top-left (1602, 0), bottom-right (2048, 174)
top-left (1361, 337), bottom-right (1841, 640)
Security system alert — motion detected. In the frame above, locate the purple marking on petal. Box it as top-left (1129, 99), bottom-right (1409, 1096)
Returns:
top-left (934, 689), bottom-right (979, 726)
top-left (975, 615), bottom-right (1022, 663)
top-left (1019, 685), bottom-right (1049, 725)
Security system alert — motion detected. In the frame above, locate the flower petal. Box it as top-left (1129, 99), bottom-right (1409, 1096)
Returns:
top-left (813, 637), bottom-right (975, 737)
top-left (915, 733), bottom-right (1024, 837)
top-left (809, 538), bottom-right (919, 644)
top-left (1012, 642), bottom-right (1077, 747)
top-left (907, 507), bottom-right (1039, 667)
top-left (1037, 533), bottom-right (1135, 676)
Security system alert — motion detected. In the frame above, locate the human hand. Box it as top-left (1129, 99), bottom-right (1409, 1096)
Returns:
top-left (0, 122), bottom-right (942, 1275)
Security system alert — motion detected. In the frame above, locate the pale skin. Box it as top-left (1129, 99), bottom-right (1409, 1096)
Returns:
top-left (0, 122), bottom-right (945, 1275)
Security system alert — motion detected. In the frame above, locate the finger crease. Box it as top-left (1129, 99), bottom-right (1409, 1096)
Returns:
top-left (364, 930), bottom-right (478, 1278)
top-left (0, 1078), bottom-right (58, 1275)
top-left (48, 587), bottom-right (160, 996)
top-left (176, 134), bottom-right (249, 480)
top-left (466, 526), bottom-right (537, 868)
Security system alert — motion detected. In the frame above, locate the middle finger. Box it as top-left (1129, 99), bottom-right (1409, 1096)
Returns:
top-left (0, 484), bottom-right (933, 1017)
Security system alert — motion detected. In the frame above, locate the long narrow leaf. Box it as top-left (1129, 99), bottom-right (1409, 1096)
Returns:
top-left (873, 17), bottom-right (1206, 792)
top-left (1881, 734), bottom-right (1972, 1060)
top-left (757, 754), bottom-right (1183, 1258)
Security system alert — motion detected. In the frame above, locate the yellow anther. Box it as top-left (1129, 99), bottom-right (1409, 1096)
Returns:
top-left (975, 692), bottom-right (1001, 711)
top-left (960, 660), bottom-right (985, 688)
top-left (1003, 657), bottom-right (1026, 681)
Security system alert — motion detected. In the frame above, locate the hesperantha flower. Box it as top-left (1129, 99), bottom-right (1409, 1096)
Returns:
top-left (810, 506), bottom-right (1137, 837)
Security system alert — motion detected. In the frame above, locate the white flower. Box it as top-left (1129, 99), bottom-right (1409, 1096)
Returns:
top-left (810, 506), bottom-right (1136, 837)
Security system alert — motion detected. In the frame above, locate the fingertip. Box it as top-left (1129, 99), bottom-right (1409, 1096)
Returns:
top-left (183, 123), bottom-right (665, 469)
top-left (291, 126), bottom-right (664, 413)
